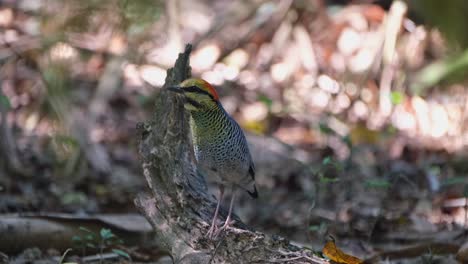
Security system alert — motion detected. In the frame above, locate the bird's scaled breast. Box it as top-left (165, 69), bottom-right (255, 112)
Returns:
top-left (196, 136), bottom-right (247, 180)
top-left (190, 115), bottom-right (250, 185)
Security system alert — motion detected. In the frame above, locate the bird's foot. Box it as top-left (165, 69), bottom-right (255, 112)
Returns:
top-left (205, 222), bottom-right (220, 239)
top-left (213, 219), bottom-right (235, 238)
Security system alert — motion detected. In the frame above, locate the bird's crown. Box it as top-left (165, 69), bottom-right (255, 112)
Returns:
top-left (179, 78), bottom-right (219, 101)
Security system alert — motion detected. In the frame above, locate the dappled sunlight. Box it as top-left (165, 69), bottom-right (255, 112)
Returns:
top-left (1, 0), bottom-right (468, 262)
top-left (191, 43), bottom-right (220, 71)
top-left (0, 8), bottom-right (13, 27)
top-left (49, 42), bottom-right (78, 61)
top-left (139, 65), bottom-right (166, 87)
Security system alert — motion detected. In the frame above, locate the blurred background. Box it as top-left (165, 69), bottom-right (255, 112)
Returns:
top-left (1, 0), bottom-right (468, 263)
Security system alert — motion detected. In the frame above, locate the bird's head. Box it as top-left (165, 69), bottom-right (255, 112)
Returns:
top-left (168, 78), bottom-right (220, 112)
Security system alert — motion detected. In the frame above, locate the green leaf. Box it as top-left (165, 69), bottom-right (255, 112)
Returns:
top-left (85, 234), bottom-right (96, 241)
top-left (0, 94), bottom-right (10, 109)
top-left (119, 0), bottom-right (162, 34)
top-left (79, 227), bottom-right (94, 234)
top-left (412, 48), bottom-right (468, 94)
top-left (341, 135), bottom-right (352, 148)
top-left (53, 135), bottom-right (79, 148)
top-left (308, 222), bottom-right (327, 232)
top-left (258, 94), bottom-right (273, 108)
top-left (112, 249), bottom-right (131, 260)
top-left (86, 243), bottom-right (96, 248)
top-left (365, 179), bottom-right (391, 189)
top-left (105, 237), bottom-right (122, 246)
top-left (321, 156), bottom-right (343, 171)
top-left (441, 176), bottom-right (467, 187)
top-left (71, 235), bottom-right (82, 242)
top-left (322, 156), bottom-right (332, 165)
top-left (386, 125), bottom-right (397, 135)
top-left (319, 123), bottom-right (335, 136)
top-left (308, 225), bottom-right (321, 232)
top-left (319, 175), bottom-right (339, 184)
top-left (100, 228), bottom-right (115, 240)
top-left (62, 192), bottom-right (87, 206)
top-left (390, 91), bottom-right (404, 105)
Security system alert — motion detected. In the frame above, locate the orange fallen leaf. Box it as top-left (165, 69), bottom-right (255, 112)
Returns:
top-left (322, 237), bottom-right (363, 264)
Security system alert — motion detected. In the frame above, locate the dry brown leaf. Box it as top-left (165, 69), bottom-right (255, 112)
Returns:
top-left (322, 238), bottom-right (363, 264)
top-left (349, 123), bottom-right (380, 145)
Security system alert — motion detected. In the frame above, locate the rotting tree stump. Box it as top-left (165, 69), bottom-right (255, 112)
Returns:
top-left (134, 44), bottom-right (328, 264)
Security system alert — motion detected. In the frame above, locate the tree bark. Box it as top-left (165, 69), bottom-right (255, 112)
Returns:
top-left (134, 44), bottom-right (328, 264)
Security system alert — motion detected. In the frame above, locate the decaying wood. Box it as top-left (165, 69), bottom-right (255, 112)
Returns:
top-left (0, 213), bottom-right (156, 255)
top-left (134, 44), bottom-right (328, 263)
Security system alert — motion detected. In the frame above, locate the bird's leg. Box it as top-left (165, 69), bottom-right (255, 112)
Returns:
top-left (215, 187), bottom-right (236, 237)
top-left (205, 185), bottom-right (224, 239)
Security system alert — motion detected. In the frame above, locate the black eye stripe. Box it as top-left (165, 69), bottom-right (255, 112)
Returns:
top-left (185, 97), bottom-right (202, 108)
top-left (184, 86), bottom-right (214, 100)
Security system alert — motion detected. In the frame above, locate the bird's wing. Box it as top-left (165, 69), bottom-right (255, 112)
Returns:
top-left (246, 161), bottom-right (258, 198)
top-left (248, 161), bottom-right (255, 181)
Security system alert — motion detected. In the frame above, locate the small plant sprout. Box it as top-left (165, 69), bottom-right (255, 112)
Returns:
top-left (71, 227), bottom-right (131, 263)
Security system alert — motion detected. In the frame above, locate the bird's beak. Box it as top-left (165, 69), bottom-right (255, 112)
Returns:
top-left (167, 86), bottom-right (184, 94)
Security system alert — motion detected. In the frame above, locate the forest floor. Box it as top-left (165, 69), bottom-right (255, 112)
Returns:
top-left (0, 0), bottom-right (467, 263)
